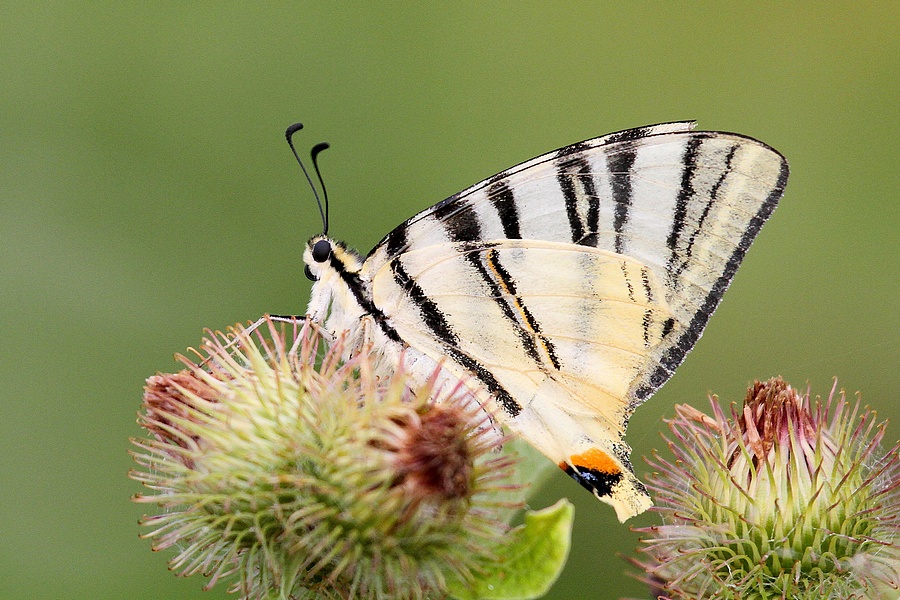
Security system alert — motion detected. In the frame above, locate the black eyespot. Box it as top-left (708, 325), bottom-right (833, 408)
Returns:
top-left (312, 239), bottom-right (332, 263)
top-left (304, 264), bottom-right (316, 281)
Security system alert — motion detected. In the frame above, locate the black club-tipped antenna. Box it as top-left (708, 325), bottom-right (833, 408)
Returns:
top-left (310, 142), bottom-right (330, 235)
top-left (285, 123), bottom-right (330, 235)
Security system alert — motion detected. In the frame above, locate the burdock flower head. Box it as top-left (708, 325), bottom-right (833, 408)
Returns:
top-left (635, 377), bottom-right (900, 599)
top-left (131, 320), bottom-right (527, 599)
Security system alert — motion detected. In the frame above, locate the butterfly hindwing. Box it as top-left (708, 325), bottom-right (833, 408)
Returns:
top-left (370, 239), bottom-right (673, 519)
top-left (372, 240), bottom-right (671, 417)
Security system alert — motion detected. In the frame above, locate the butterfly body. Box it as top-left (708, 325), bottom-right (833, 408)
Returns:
top-left (303, 122), bottom-right (788, 521)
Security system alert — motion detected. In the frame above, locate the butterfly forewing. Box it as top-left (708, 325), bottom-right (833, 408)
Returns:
top-left (366, 124), bottom-right (788, 408)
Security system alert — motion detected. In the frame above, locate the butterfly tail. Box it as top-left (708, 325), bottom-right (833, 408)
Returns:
top-left (561, 445), bottom-right (652, 522)
top-left (507, 382), bottom-right (652, 522)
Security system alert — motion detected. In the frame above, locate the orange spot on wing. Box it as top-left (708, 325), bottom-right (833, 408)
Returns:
top-left (569, 448), bottom-right (620, 475)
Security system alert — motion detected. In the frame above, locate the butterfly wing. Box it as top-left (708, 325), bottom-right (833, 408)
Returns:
top-left (367, 122), bottom-right (788, 403)
top-left (360, 122), bottom-right (789, 519)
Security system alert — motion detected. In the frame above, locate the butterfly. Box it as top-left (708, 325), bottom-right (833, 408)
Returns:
top-left (297, 121), bottom-right (788, 521)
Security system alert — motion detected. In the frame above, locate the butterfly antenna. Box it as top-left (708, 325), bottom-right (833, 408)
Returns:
top-left (285, 123), bottom-right (328, 235)
top-left (310, 142), bottom-right (330, 236)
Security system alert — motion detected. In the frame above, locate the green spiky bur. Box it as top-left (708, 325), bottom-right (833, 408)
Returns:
top-left (131, 320), bottom-right (571, 599)
top-left (635, 378), bottom-right (900, 600)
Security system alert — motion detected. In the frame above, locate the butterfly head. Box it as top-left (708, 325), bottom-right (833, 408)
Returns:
top-left (303, 235), bottom-right (363, 282)
top-left (303, 235), bottom-right (365, 328)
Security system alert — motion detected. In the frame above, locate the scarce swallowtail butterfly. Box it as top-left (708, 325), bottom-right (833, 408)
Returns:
top-left (295, 121), bottom-right (788, 522)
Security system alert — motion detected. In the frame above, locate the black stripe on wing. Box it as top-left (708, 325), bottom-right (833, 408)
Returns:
top-left (488, 179), bottom-right (522, 239)
top-left (368, 121), bottom-right (697, 261)
top-left (668, 143), bottom-right (740, 285)
top-left (484, 248), bottom-right (561, 370)
top-left (390, 256), bottom-right (523, 417)
top-left (556, 155), bottom-right (601, 247)
top-left (433, 200), bottom-right (560, 373)
top-left (607, 143), bottom-right (638, 254)
top-left (665, 135), bottom-right (703, 273)
top-left (631, 157), bottom-right (790, 404)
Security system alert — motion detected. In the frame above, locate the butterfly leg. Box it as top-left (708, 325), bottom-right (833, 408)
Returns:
top-left (217, 314), bottom-right (311, 353)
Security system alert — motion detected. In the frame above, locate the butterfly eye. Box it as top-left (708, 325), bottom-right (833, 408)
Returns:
top-left (304, 264), bottom-right (316, 281)
top-left (312, 239), bottom-right (332, 263)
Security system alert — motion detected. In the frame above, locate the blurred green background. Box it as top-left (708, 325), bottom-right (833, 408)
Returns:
top-left (1, 3), bottom-right (896, 599)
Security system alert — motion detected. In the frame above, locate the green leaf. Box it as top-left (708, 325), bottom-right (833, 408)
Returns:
top-left (449, 499), bottom-right (574, 600)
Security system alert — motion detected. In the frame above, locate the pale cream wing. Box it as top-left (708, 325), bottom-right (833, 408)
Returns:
top-left (365, 126), bottom-right (789, 408)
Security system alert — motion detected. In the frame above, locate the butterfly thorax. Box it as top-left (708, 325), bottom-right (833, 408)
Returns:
top-left (304, 235), bottom-right (359, 314)
top-left (304, 236), bottom-right (400, 366)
